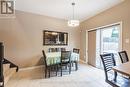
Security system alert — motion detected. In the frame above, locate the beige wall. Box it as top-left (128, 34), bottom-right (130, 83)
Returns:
top-left (80, 0), bottom-right (130, 62)
top-left (0, 11), bottom-right (80, 68)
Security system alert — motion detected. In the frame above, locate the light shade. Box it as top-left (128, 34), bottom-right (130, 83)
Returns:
top-left (68, 20), bottom-right (80, 27)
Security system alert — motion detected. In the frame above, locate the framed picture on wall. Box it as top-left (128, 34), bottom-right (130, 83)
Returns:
top-left (43, 30), bottom-right (68, 45)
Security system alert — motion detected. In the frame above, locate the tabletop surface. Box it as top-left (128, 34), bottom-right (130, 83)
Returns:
top-left (45, 52), bottom-right (80, 65)
top-left (46, 52), bottom-right (79, 58)
top-left (46, 52), bottom-right (61, 58)
top-left (113, 62), bottom-right (130, 76)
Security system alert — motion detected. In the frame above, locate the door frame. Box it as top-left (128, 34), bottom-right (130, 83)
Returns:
top-left (86, 22), bottom-right (123, 65)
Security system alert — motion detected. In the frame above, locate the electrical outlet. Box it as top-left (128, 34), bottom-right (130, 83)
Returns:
top-left (125, 38), bottom-right (129, 43)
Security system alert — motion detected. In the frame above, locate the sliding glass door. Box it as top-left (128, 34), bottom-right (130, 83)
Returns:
top-left (96, 24), bottom-right (121, 69)
top-left (87, 23), bottom-right (121, 68)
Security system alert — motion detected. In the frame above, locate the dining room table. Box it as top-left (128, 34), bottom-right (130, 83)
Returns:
top-left (112, 62), bottom-right (130, 76)
top-left (45, 52), bottom-right (80, 65)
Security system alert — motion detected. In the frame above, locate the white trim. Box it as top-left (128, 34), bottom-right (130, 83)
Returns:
top-left (19, 65), bottom-right (44, 71)
top-left (119, 22), bottom-right (123, 51)
top-left (88, 22), bottom-right (122, 32)
top-left (86, 30), bottom-right (88, 63)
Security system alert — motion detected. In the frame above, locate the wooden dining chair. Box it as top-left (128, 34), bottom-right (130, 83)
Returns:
top-left (48, 48), bottom-right (57, 52)
top-left (100, 53), bottom-right (130, 87)
top-left (60, 51), bottom-right (71, 76)
top-left (61, 48), bottom-right (66, 51)
top-left (73, 48), bottom-right (80, 54)
top-left (72, 48), bottom-right (80, 70)
top-left (42, 50), bottom-right (58, 78)
top-left (118, 51), bottom-right (129, 63)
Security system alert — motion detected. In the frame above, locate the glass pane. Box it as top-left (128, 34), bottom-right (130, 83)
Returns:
top-left (101, 26), bottom-right (120, 65)
top-left (96, 24), bottom-right (121, 69)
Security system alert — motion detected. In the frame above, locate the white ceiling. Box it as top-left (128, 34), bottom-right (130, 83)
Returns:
top-left (15, 0), bottom-right (124, 21)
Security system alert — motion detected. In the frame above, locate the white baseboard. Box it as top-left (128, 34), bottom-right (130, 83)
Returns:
top-left (19, 65), bottom-right (44, 71)
top-left (19, 60), bottom-right (87, 71)
top-left (79, 59), bottom-right (87, 64)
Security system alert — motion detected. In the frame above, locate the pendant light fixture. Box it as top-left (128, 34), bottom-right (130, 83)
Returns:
top-left (68, 2), bottom-right (79, 27)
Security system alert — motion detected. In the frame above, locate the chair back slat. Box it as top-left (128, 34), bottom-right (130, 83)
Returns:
top-left (42, 50), bottom-right (47, 67)
top-left (73, 48), bottom-right (80, 54)
top-left (61, 51), bottom-right (71, 63)
top-left (100, 53), bottom-right (116, 72)
top-left (48, 48), bottom-right (66, 52)
top-left (118, 51), bottom-right (129, 63)
top-left (61, 48), bottom-right (66, 51)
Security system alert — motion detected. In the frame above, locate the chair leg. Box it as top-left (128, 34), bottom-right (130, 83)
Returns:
top-left (69, 63), bottom-right (71, 74)
top-left (75, 62), bottom-right (78, 71)
top-left (114, 71), bottom-right (117, 81)
top-left (48, 67), bottom-right (51, 78)
top-left (56, 65), bottom-right (58, 76)
top-left (45, 68), bottom-right (47, 78)
top-left (61, 65), bottom-right (62, 76)
top-left (72, 62), bottom-right (74, 67)
top-left (65, 65), bottom-right (67, 69)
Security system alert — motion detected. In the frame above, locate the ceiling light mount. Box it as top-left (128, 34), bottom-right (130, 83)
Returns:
top-left (72, 2), bottom-right (75, 6)
top-left (68, 2), bottom-right (79, 27)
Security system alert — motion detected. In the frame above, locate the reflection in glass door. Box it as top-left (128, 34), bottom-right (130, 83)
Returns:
top-left (96, 24), bottom-right (121, 69)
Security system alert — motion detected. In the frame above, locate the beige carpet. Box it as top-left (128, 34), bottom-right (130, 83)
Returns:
top-left (5, 63), bottom-right (110, 87)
